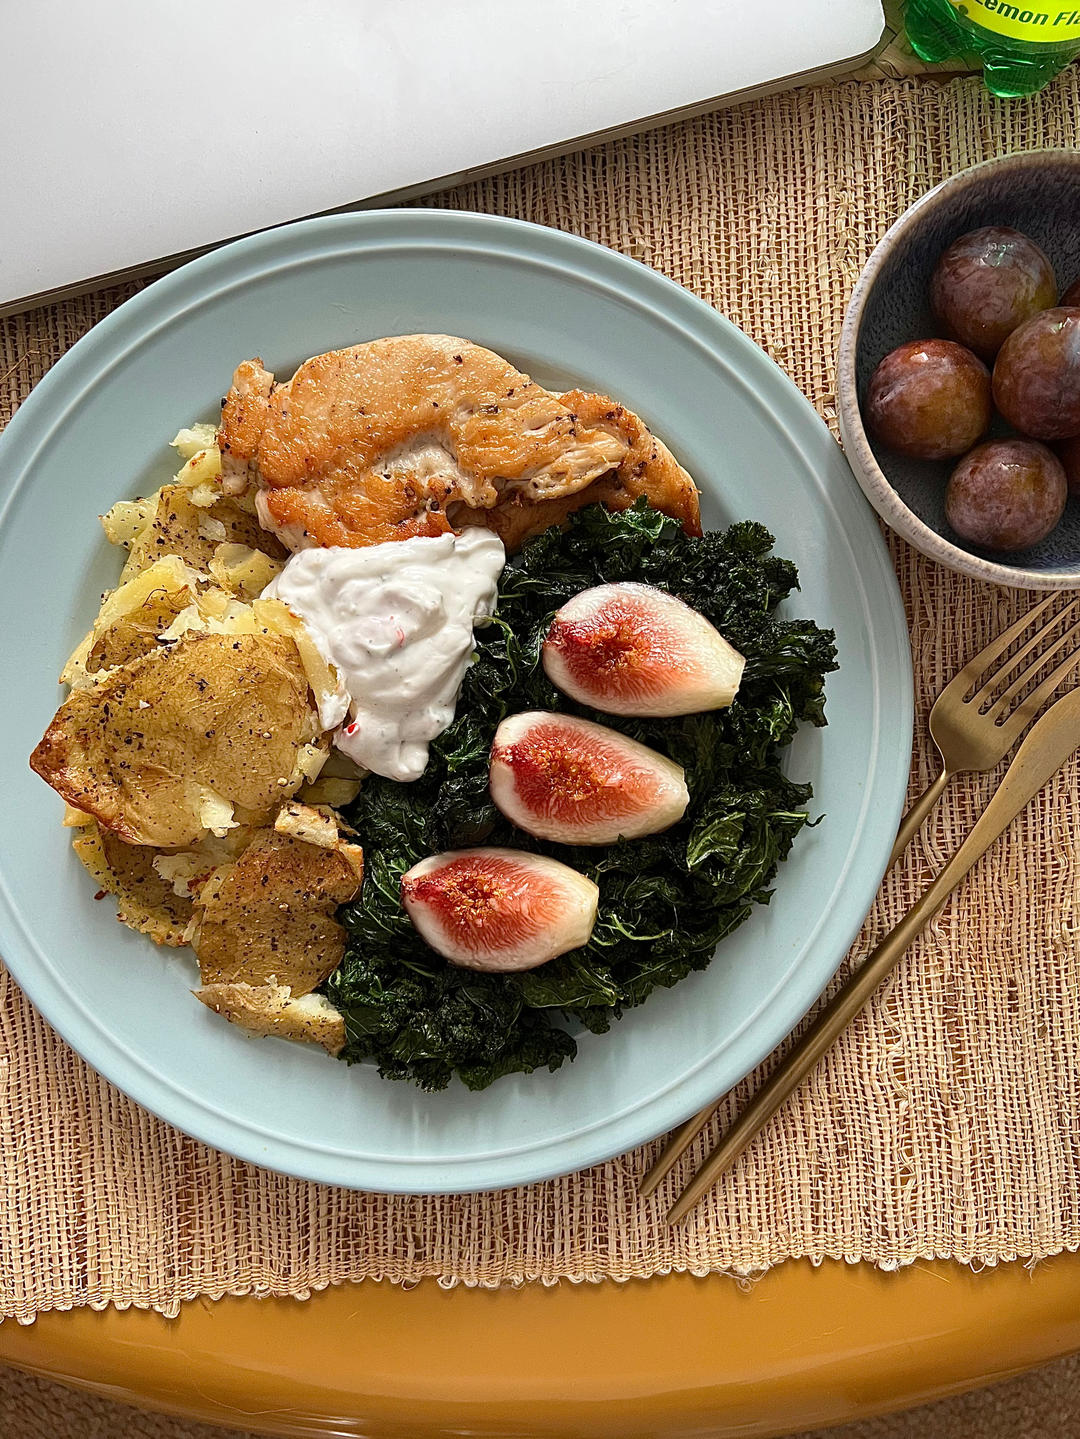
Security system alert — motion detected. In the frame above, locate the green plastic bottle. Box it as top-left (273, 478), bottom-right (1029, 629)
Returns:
top-left (905, 0), bottom-right (1080, 95)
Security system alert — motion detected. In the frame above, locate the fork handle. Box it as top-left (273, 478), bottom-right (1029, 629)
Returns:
top-left (665, 815), bottom-right (995, 1222)
top-left (888, 768), bottom-right (950, 869)
top-left (639, 763), bottom-right (952, 1202)
top-left (663, 691), bottom-right (1080, 1223)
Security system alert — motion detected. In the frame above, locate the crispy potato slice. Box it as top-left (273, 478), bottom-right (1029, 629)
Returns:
top-left (63, 540), bottom-right (280, 695)
top-left (61, 556), bottom-right (206, 687)
top-left (190, 818), bottom-right (363, 996)
top-left (195, 983), bottom-right (346, 1055)
top-left (102, 432), bottom-right (224, 549)
top-left (298, 776), bottom-right (362, 809)
top-left (32, 631), bottom-right (325, 847)
top-left (87, 588), bottom-right (193, 674)
top-left (206, 543), bottom-right (282, 598)
top-left (157, 595), bottom-right (346, 734)
top-left (102, 493), bottom-right (159, 548)
top-left (121, 484), bottom-right (286, 585)
top-left (85, 559), bottom-right (211, 679)
top-left (273, 799), bottom-right (347, 847)
top-left (172, 424), bottom-right (219, 461)
top-left (72, 823), bottom-right (193, 946)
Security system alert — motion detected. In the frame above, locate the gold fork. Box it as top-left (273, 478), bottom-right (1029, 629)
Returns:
top-left (651, 682), bottom-right (1080, 1223)
top-left (639, 594), bottom-right (1080, 1214)
top-left (888, 594), bottom-right (1080, 866)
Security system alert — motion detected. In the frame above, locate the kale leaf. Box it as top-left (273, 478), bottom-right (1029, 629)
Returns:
top-left (325, 501), bottom-right (837, 1091)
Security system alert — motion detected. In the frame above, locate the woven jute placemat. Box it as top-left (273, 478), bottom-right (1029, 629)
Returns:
top-left (2, 72), bottom-right (1080, 1324)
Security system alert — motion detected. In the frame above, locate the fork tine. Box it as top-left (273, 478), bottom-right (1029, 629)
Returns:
top-left (946, 594), bottom-right (1057, 699)
top-left (966, 597), bottom-right (1077, 708)
top-left (990, 616), bottom-right (1080, 740)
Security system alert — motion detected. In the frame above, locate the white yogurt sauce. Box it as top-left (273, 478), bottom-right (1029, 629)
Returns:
top-left (264, 530), bottom-right (505, 781)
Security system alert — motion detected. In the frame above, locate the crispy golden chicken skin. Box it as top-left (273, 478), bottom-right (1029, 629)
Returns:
top-left (31, 631), bottom-right (324, 847)
top-left (218, 335), bottom-right (701, 550)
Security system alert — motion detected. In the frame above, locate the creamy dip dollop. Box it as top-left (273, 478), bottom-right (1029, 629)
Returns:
top-left (264, 529), bottom-right (505, 781)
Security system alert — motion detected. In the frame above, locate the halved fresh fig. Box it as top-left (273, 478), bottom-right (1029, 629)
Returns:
top-left (401, 848), bottom-right (598, 971)
top-left (490, 712), bottom-right (688, 845)
top-left (542, 582), bottom-right (745, 716)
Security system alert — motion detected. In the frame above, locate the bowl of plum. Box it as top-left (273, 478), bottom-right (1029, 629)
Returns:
top-left (837, 150), bottom-right (1080, 589)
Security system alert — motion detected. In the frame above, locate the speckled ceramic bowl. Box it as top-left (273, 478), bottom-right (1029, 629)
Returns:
top-left (837, 150), bottom-right (1080, 591)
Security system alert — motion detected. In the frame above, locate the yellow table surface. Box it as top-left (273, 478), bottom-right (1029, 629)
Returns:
top-left (2, 1251), bottom-right (1079, 1437)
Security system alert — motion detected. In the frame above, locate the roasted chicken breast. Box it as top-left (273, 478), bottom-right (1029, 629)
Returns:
top-left (218, 334), bottom-right (701, 550)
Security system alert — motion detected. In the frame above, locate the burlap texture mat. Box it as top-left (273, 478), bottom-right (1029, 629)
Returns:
top-left (2, 72), bottom-right (1080, 1324)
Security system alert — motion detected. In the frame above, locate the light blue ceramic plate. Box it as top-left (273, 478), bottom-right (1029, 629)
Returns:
top-left (0, 211), bottom-right (912, 1193)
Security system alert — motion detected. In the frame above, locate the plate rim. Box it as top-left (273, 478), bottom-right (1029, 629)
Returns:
top-left (0, 208), bottom-right (913, 1191)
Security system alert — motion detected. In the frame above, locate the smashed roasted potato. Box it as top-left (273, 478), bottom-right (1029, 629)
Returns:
top-left (195, 984), bottom-right (346, 1055)
top-left (102, 430), bottom-right (221, 546)
top-left (65, 435), bottom-right (289, 690)
top-left (33, 424), bottom-right (367, 1062)
top-left (120, 483), bottom-right (286, 590)
top-left (156, 595), bottom-right (346, 731)
top-left (299, 749), bottom-right (365, 810)
top-left (32, 630), bottom-right (326, 847)
top-left (102, 434), bottom-right (285, 602)
top-left (190, 810), bottom-right (363, 997)
top-left (61, 555), bottom-right (206, 686)
top-left (72, 822), bottom-right (194, 946)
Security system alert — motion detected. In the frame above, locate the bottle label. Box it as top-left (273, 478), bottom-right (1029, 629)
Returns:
top-left (947, 0), bottom-right (1080, 40)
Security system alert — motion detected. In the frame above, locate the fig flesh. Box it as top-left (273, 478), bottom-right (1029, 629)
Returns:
top-left (490, 711), bottom-right (688, 845)
top-left (542, 582), bottom-right (744, 716)
top-left (400, 847), bottom-right (598, 971)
